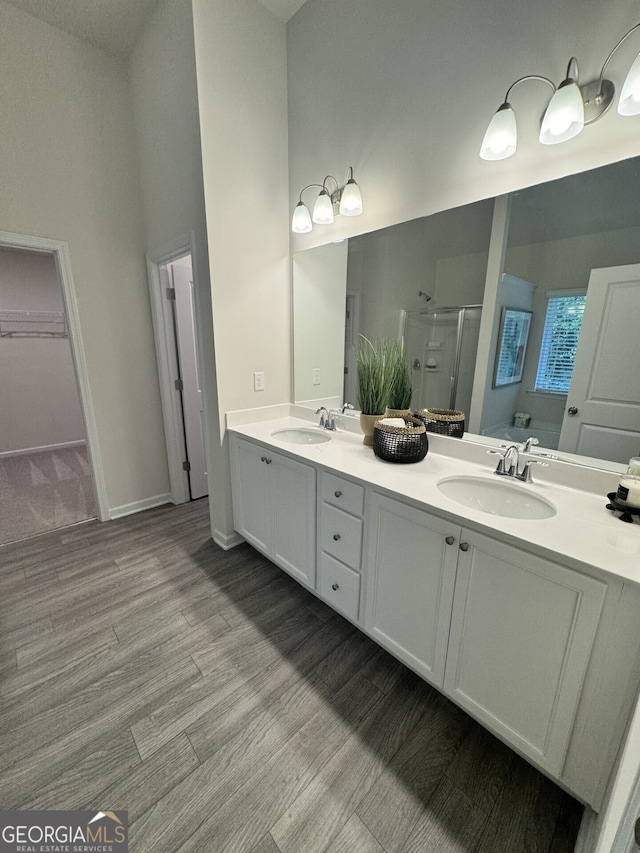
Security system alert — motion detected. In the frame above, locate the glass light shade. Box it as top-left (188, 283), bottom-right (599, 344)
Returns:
top-left (618, 52), bottom-right (640, 116)
top-left (312, 190), bottom-right (334, 224)
top-left (291, 201), bottom-right (312, 234)
top-left (339, 179), bottom-right (363, 216)
top-left (479, 103), bottom-right (517, 160)
top-left (539, 79), bottom-right (584, 145)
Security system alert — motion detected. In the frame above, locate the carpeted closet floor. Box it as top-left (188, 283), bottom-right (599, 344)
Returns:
top-left (0, 444), bottom-right (96, 545)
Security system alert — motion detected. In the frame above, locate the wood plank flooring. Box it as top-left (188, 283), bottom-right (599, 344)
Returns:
top-left (0, 498), bottom-right (583, 852)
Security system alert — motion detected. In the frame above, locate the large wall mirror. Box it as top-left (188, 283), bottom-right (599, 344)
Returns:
top-left (293, 155), bottom-right (640, 470)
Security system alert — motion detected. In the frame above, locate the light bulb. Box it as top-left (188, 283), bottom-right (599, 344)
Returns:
top-left (618, 52), bottom-right (640, 116)
top-left (539, 79), bottom-right (584, 145)
top-left (339, 178), bottom-right (363, 216)
top-left (291, 201), bottom-right (312, 234)
top-left (480, 103), bottom-right (517, 160)
top-left (312, 190), bottom-right (334, 224)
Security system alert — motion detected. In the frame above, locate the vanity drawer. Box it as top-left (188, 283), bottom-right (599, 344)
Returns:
top-left (321, 472), bottom-right (364, 517)
top-left (320, 503), bottom-right (363, 569)
top-left (318, 554), bottom-right (360, 622)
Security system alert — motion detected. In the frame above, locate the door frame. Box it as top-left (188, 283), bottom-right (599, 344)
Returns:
top-left (146, 232), bottom-right (201, 505)
top-left (0, 230), bottom-right (109, 521)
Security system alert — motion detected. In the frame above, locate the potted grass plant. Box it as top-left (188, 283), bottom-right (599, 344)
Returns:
top-left (355, 335), bottom-right (389, 445)
top-left (385, 337), bottom-right (412, 416)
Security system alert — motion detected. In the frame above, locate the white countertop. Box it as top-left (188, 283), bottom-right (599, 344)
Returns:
top-left (228, 412), bottom-right (640, 586)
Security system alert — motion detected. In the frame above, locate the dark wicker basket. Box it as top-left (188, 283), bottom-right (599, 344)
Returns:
top-left (372, 416), bottom-right (429, 463)
top-left (413, 408), bottom-right (465, 438)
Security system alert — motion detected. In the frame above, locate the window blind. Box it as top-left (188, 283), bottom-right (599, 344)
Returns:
top-left (535, 294), bottom-right (586, 393)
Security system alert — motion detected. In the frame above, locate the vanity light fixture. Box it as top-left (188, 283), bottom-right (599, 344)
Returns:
top-left (291, 167), bottom-right (363, 233)
top-left (480, 22), bottom-right (640, 160)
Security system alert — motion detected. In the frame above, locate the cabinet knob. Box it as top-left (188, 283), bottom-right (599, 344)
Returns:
top-left (332, 583), bottom-right (339, 591)
top-left (445, 535), bottom-right (455, 545)
top-left (334, 490), bottom-right (342, 498)
top-left (260, 456), bottom-right (267, 462)
top-left (567, 406), bottom-right (579, 416)
top-left (263, 457), bottom-right (272, 464)
top-left (333, 533), bottom-right (341, 541)
top-left (459, 542), bottom-right (469, 552)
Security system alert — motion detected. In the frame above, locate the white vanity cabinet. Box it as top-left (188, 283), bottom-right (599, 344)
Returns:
top-left (364, 492), bottom-right (460, 688)
top-left (316, 471), bottom-right (365, 622)
top-left (228, 427), bottom-right (640, 809)
top-left (230, 435), bottom-right (316, 589)
top-left (443, 529), bottom-right (607, 777)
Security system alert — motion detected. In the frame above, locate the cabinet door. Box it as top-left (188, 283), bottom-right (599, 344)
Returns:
top-left (365, 493), bottom-right (460, 687)
top-left (230, 436), bottom-right (272, 555)
top-left (444, 530), bottom-right (606, 776)
top-left (272, 452), bottom-right (316, 588)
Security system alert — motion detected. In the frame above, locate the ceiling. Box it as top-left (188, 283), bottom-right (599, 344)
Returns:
top-left (4, 0), bottom-right (308, 57)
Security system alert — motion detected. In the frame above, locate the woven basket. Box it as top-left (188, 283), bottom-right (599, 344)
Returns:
top-left (372, 416), bottom-right (429, 464)
top-left (413, 408), bottom-right (465, 438)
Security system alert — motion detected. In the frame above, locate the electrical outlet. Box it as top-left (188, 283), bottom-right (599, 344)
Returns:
top-left (312, 368), bottom-right (321, 386)
top-left (253, 371), bottom-right (265, 391)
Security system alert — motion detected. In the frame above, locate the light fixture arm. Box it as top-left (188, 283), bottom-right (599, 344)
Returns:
top-left (297, 183), bottom-right (325, 203)
top-left (504, 74), bottom-right (556, 103)
top-left (564, 56), bottom-right (580, 83)
top-left (596, 22), bottom-right (640, 98)
top-left (321, 175), bottom-right (340, 196)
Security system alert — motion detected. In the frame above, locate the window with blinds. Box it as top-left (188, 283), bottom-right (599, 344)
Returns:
top-left (535, 293), bottom-right (586, 393)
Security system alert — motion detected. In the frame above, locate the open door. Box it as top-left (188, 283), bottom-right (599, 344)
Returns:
top-left (558, 263), bottom-right (640, 463)
top-left (170, 257), bottom-right (207, 499)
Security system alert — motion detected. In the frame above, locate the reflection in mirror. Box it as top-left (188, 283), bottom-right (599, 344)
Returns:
top-left (293, 156), bottom-right (640, 470)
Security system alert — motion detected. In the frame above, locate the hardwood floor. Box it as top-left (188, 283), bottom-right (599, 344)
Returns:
top-left (0, 499), bottom-right (583, 852)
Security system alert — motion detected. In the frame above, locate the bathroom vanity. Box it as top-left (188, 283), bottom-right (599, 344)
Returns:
top-left (228, 410), bottom-right (640, 815)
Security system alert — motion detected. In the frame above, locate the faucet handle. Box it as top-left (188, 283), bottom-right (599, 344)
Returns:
top-left (341, 402), bottom-right (356, 414)
top-left (487, 448), bottom-right (508, 475)
top-left (516, 459), bottom-right (549, 483)
top-left (522, 435), bottom-right (540, 453)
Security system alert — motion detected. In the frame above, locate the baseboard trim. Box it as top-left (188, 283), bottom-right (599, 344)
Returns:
top-left (108, 493), bottom-right (172, 520)
top-left (213, 529), bottom-right (244, 550)
top-left (0, 440), bottom-right (86, 459)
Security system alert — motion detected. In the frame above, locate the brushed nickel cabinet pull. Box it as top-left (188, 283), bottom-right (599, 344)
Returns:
top-left (459, 542), bottom-right (469, 551)
top-left (445, 535), bottom-right (455, 545)
top-left (333, 533), bottom-right (341, 541)
top-left (332, 583), bottom-right (339, 591)
top-left (334, 490), bottom-right (342, 498)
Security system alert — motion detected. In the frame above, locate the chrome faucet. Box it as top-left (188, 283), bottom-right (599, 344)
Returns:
top-left (488, 444), bottom-right (548, 482)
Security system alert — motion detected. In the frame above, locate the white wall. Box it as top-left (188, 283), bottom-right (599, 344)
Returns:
top-left (128, 0), bottom-right (230, 537)
top-left (192, 0), bottom-right (290, 416)
top-left (478, 274), bottom-right (535, 433)
top-left (191, 0), bottom-right (289, 539)
top-left (287, 0), bottom-right (640, 253)
top-left (0, 247), bottom-right (85, 453)
top-left (293, 241), bottom-right (347, 405)
top-left (0, 2), bottom-right (169, 514)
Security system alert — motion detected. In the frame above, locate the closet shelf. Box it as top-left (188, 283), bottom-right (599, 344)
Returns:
top-left (0, 309), bottom-right (67, 338)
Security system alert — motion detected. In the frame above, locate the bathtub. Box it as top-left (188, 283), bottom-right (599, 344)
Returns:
top-left (482, 422), bottom-right (561, 450)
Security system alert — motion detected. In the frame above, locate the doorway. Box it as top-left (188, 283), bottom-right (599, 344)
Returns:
top-left (0, 239), bottom-right (102, 544)
top-left (147, 235), bottom-right (208, 503)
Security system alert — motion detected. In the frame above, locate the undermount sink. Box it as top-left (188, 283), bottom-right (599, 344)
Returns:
top-left (271, 428), bottom-right (332, 445)
top-left (437, 475), bottom-right (557, 520)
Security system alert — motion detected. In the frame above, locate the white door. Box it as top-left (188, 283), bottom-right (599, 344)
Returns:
top-left (171, 256), bottom-right (208, 499)
top-left (559, 264), bottom-right (640, 463)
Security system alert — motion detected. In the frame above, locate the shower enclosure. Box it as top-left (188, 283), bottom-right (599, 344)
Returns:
top-left (403, 305), bottom-right (482, 416)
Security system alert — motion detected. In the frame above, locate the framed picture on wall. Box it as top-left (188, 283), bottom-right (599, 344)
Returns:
top-left (493, 307), bottom-right (532, 387)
